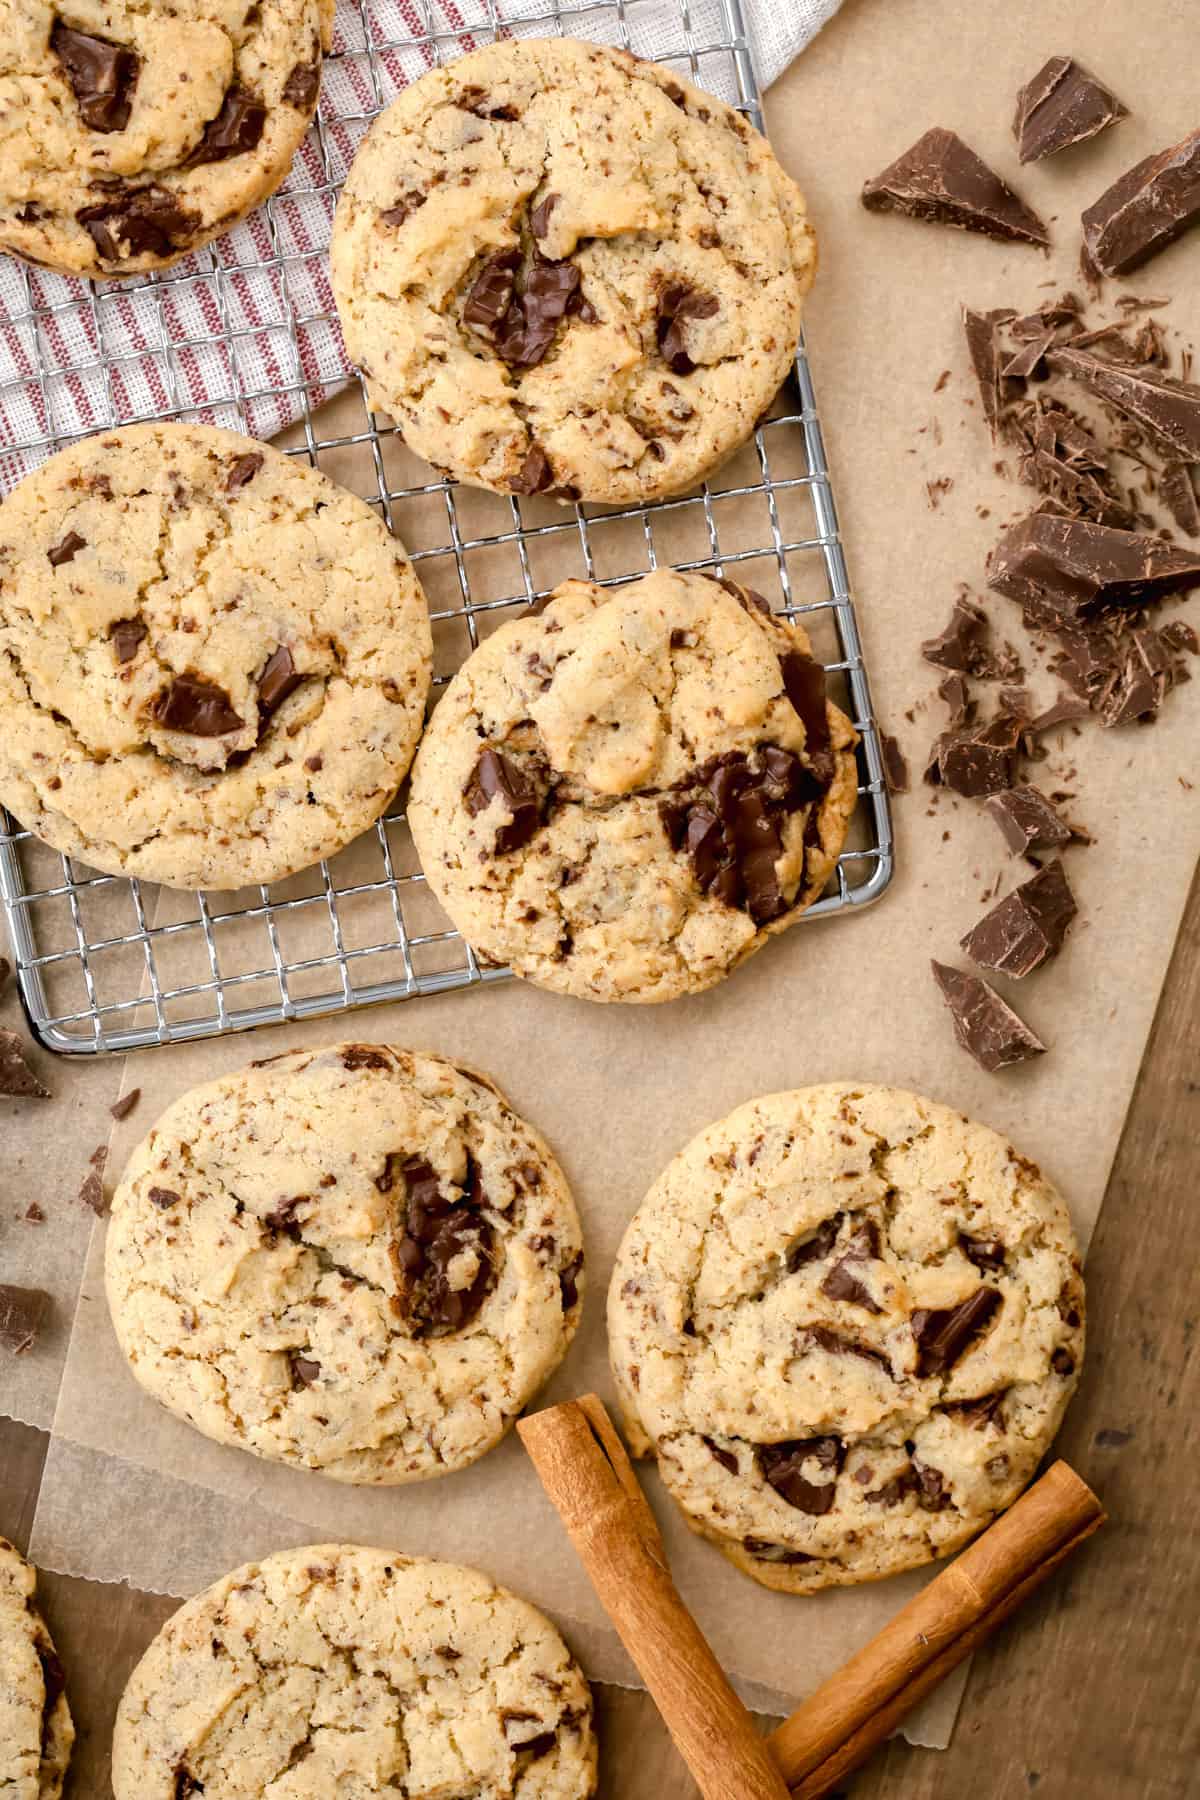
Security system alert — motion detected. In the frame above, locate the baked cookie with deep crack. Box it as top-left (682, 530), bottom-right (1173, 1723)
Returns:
top-left (408, 568), bottom-right (858, 1004)
top-left (0, 422), bottom-right (432, 890)
top-left (330, 37), bottom-right (816, 504)
top-left (608, 1083), bottom-right (1084, 1593)
top-left (0, 0), bottom-right (332, 277)
top-left (112, 1543), bottom-right (597, 1800)
top-left (0, 1536), bottom-right (74, 1800)
top-left (105, 1043), bottom-right (585, 1483)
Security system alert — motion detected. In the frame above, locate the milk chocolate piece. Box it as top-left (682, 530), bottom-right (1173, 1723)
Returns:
top-left (1013, 57), bottom-right (1127, 164)
top-left (184, 86), bottom-right (267, 167)
top-left (912, 1287), bottom-right (1002, 1376)
top-left (464, 749), bottom-right (542, 853)
top-left (988, 514), bottom-right (1200, 618)
top-left (931, 960), bottom-right (1047, 1072)
top-left (938, 673), bottom-right (974, 728)
top-left (760, 1437), bottom-right (845, 1515)
top-left (935, 716), bottom-right (1022, 797)
top-left (1082, 127), bottom-right (1200, 275)
top-left (0, 1030), bottom-right (49, 1097)
top-left (961, 860), bottom-right (1077, 977)
top-left (921, 596), bottom-right (1018, 679)
top-left (863, 129), bottom-right (1049, 247)
top-left (51, 22), bottom-right (140, 133)
top-left (152, 673), bottom-right (243, 736)
top-left (0, 1284), bottom-right (49, 1354)
top-left (985, 786), bottom-right (1074, 853)
top-left (1048, 345), bottom-right (1200, 460)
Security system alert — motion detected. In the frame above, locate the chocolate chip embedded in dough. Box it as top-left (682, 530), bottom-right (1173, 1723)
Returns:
top-left (110, 617), bottom-right (146, 663)
top-left (392, 1155), bottom-right (497, 1338)
top-left (380, 191), bottom-right (426, 228)
top-left (0, 1030), bottom-right (49, 1097)
top-left (282, 59), bottom-right (321, 110)
top-left (257, 646), bottom-right (303, 717)
top-left (530, 192), bottom-right (560, 242)
top-left (464, 748), bottom-right (543, 853)
top-left (509, 444), bottom-right (555, 495)
top-left (151, 673), bottom-right (244, 737)
top-left (760, 1436), bottom-right (845, 1515)
top-left (78, 185), bottom-right (200, 261)
top-left (289, 1353), bottom-right (321, 1387)
top-left (226, 452), bottom-right (263, 493)
top-left (184, 86), bottom-right (267, 168)
top-left (656, 283), bottom-right (720, 375)
top-left (47, 530), bottom-right (85, 567)
top-left (148, 1186), bottom-right (181, 1208)
top-left (705, 1437), bottom-right (739, 1475)
top-left (786, 1214), bottom-right (842, 1270)
top-left (558, 1250), bottom-right (583, 1311)
top-left (463, 249), bottom-right (521, 332)
top-left (960, 1232), bottom-right (1006, 1272)
top-left (911, 1286), bottom-right (1002, 1377)
top-left (51, 22), bottom-right (140, 133)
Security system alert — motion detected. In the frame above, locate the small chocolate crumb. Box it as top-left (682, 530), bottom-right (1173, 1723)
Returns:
top-left (0, 1030), bottom-right (49, 1098)
top-left (110, 1087), bottom-right (140, 1121)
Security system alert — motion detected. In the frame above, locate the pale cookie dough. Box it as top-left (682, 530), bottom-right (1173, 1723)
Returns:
top-left (408, 568), bottom-right (858, 1004)
top-left (105, 1043), bottom-right (585, 1483)
top-left (331, 37), bottom-right (816, 503)
top-left (0, 1536), bottom-right (74, 1800)
top-left (0, 422), bottom-right (432, 890)
top-left (609, 1083), bottom-right (1085, 1593)
top-left (0, 0), bottom-right (332, 277)
top-left (112, 1543), bottom-right (597, 1800)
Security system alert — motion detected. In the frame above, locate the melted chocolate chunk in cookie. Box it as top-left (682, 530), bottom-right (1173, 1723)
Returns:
top-left (51, 22), bottom-right (140, 133)
top-left (656, 284), bottom-right (719, 375)
top-left (392, 1155), bottom-right (497, 1337)
top-left (464, 748), bottom-right (544, 852)
top-left (760, 1436), bottom-right (845, 1515)
top-left (151, 673), bottom-right (243, 736)
top-left (661, 745), bottom-right (825, 924)
top-left (282, 59), bottom-right (321, 110)
top-left (257, 645), bottom-right (303, 717)
top-left (78, 185), bottom-right (199, 261)
top-left (912, 1286), bottom-right (1002, 1377)
top-left (47, 529), bottom-right (85, 567)
top-left (185, 86), bottom-right (267, 168)
top-left (110, 617), bottom-right (146, 662)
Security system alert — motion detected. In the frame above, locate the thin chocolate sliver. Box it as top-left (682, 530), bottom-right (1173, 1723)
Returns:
top-left (0, 1284), bottom-right (50, 1355)
top-left (1048, 345), bottom-right (1200, 461)
top-left (961, 860), bottom-right (1077, 978)
top-left (931, 960), bottom-right (1047, 1073)
top-left (880, 732), bottom-right (909, 794)
top-left (862, 128), bottom-right (1049, 247)
top-left (1082, 127), bottom-right (1200, 276)
top-left (963, 308), bottom-right (1018, 437)
top-left (1160, 465), bottom-right (1200, 538)
top-left (110, 1087), bottom-right (141, 1121)
top-left (1012, 57), bottom-right (1127, 165)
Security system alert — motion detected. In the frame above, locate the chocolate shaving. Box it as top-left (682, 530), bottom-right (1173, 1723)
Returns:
top-left (110, 1087), bottom-right (140, 1120)
top-left (931, 960), bottom-right (1047, 1072)
top-left (1013, 57), bottom-right (1127, 164)
top-left (862, 128), bottom-right (1049, 247)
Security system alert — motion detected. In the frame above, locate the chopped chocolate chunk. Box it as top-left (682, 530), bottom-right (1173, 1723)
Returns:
top-left (985, 785), bottom-right (1074, 854)
top-left (152, 673), bottom-right (243, 736)
top-left (1160, 464), bottom-right (1200, 537)
top-left (1027, 445), bottom-right (1138, 531)
top-left (79, 1165), bottom-right (106, 1214)
top-left (865, 1468), bottom-right (918, 1507)
top-left (880, 732), bottom-right (909, 794)
top-left (961, 859), bottom-right (1077, 977)
top-left (787, 1214), bottom-right (841, 1270)
top-left (944, 1389), bottom-right (1007, 1427)
top-left (911, 1458), bottom-right (951, 1509)
top-left (341, 1045), bottom-right (391, 1071)
top-left (1001, 327), bottom-right (1057, 381)
top-left (530, 192), bottom-right (559, 242)
top-left (705, 1437), bottom-right (739, 1475)
top-left (110, 1087), bottom-right (140, 1121)
top-left (257, 646), bottom-right (303, 717)
top-left (960, 1233), bottom-right (1006, 1273)
top-left (1048, 345), bottom-right (1200, 461)
top-left (821, 1225), bottom-right (883, 1314)
top-left (988, 514), bottom-right (1200, 618)
top-left (51, 22), bottom-right (139, 133)
top-left (1013, 57), bottom-right (1127, 165)
top-left (226, 451), bottom-right (263, 493)
top-left (935, 719), bottom-right (1022, 798)
top-left (289, 1352), bottom-right (320, 1387)
top-left (510, 1730), bottom-right (556, 1761)
top-left (938, 672), bottom-right (974, 728)
top-left (666, 747), bottom-right (823, 924)
top-left (0, 1284), bottom-right (49, 1355)
top-left (24, 1203), bottom-right (44, 1224)
top-left (804, 1324), bottom-right (893, 1374)
top-left (780, 650), bottom-right (832, 770)
top-left (921, 595), bottom-right (1019, 679)
top-left (912, 1286), bottom-right (1002, 1377)
top-left (47, 530), bottom-right (85, 567)
top-left (392, 1156), bottom-right (496, 1337)
top-left (184, 86), bottom-right (267, 167)
top-left (464, 249), bottom-right (521, 332)
top-left (1097, 625), bottom-right (1177, 726)
top-left (862, 128), bottom-right (1049, 247)
top-left (963, 308), bottom-right (1019, 436)
top-left (464, 748), bottom-right (543, 853)
top-left (510, 444), bottom-right (555, 495)
top-left (558, 1250), bottom-right (583, 1311)
top-left (110, 617), bottom-right (146, 663)
top-left (78, 185), bottom-right (199, 261)
top-left (282, 59), bottom-right (320, 110)
top-left (497, 258), bottom-right (581, 367)
top-left (656, 284), bottom-right (719, 376)
top-left (1082, 127), bottom-right (1200, 275)
top-left (931, 960), bottom-right (1047, 1072)
top-left (0, 1030), bottom-right (48, 1098)
top-left (760, 1436), bottom-right (845, 1515)
top-left (1161, 618), bottom-right (1199, 655)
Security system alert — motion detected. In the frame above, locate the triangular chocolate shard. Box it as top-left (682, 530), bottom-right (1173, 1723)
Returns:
top-left (1013, 57), bottom-right (1127, 164)
top-left (1047, 345), bottom-right (1200, 461)
top-left (931, 961), bottom-right (1047, 1073)
top-left (1082, 127), bottom-right (1200, 275)
top-left (863, 128), bottom-right (1050, 247)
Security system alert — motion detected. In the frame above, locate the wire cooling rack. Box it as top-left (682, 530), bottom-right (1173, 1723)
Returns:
top-left (0, 0), bottom-right (893, 1056)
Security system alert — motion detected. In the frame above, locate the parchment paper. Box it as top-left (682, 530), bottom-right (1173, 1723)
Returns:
top-left (11, 0), bottom-right (1200, 1761)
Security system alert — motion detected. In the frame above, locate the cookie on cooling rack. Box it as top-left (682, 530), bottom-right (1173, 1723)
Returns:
top-left (0, 0), bottom-right (331, 278)
top-left (112, 1543), bottom-right (597, 1800)
top-left (407, 568), bottom-right (858, 1004)
top-left (0, 422), bottom-right (431, 890)
top-left (330, 37), bottom-right (816, 504)
top-left (0, 1536), bottom-right (74, 1800)
top-left (608, 1083), bottom-right (1085, 1594)
top-left (105, 1043), bottom-right (585, 1482)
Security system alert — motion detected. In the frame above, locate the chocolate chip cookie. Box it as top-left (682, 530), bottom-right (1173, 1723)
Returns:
top-left (112, 1543), bottom-right (597, 1800)
top-left (608, 1084), bottom-right (1084, 1593)
top-left (0, 1537), bottom-right (73, 1800)
top-left (408, 569), bottom-right (858, 1004)
top-left (330, 38), bottom-right (816, 504)
top-left (0, 422), bottom-right (431, 890)
top-left (105, 1043), bottom-right (585, 1483)
top-left (0, 0), bottom-right (331, 277)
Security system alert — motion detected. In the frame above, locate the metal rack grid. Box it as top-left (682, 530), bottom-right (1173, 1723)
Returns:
top-left (0, 0), bottom-right (893, 1056)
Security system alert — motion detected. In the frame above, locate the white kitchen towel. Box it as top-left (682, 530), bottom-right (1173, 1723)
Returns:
top-left (0, 0), bottom-right (844, 491)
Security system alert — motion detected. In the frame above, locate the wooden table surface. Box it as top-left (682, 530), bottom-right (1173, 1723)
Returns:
top-left (2, 869), bottom-right (1196, 1798)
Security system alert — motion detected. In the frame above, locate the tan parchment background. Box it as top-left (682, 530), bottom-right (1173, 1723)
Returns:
top-left (5, 0), bottom-right (1200, 1764)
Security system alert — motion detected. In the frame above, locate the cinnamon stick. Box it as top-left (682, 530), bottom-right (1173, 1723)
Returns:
top-left (518, 1395), bottom-right (791, 1800)
top-left (770, 1459), bottom-right (1105, 1795)
top-left (521, 1398), bottom-right (1104, 1800)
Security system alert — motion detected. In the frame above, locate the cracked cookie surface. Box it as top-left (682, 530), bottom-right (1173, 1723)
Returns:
top-left (0, 422), bottom-right (432, 889)
top-left (0, 1536), bottom-right (74, 1800)
top-left (330, 38), bottom-right (815, 503)
top-left (112, 1543), bottom-right (597, 1799)
top-left (408, 568), bottom-right (858, 1004)
top-left (608, 1083), bottom-right (1084, 1592)
top-left (0, 0), bottom-right (331, 276)
top-left (105, 1043), bottom-right (584, 1483)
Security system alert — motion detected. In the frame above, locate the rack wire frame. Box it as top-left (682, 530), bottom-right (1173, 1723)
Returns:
top-left (0, 0), bottom-right (893, 1056)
